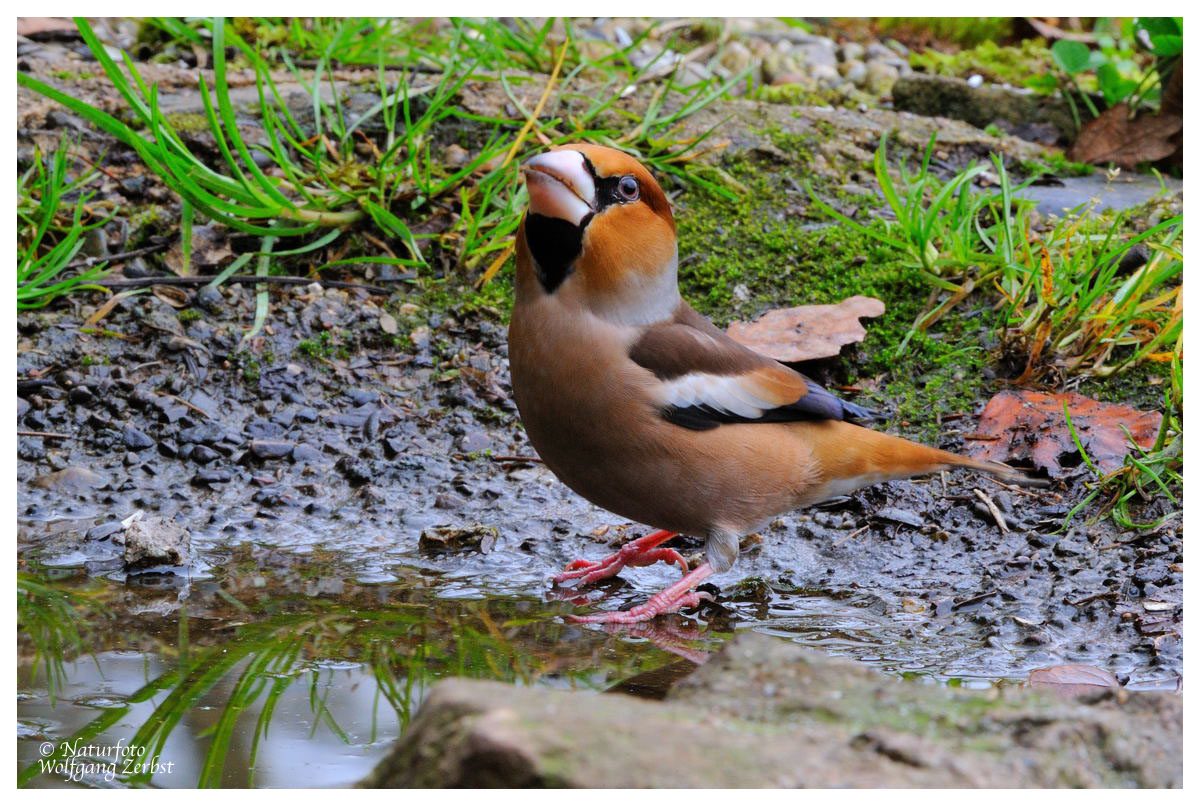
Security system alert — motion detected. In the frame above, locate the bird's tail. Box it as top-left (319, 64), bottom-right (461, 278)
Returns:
top-left (809, 421), bottom-right (1047, 494)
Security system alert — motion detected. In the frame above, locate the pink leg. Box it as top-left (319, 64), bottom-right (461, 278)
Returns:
top-left (567, 562), bottom-right (715, 624)
top-left (553, 529), bottom-right (687, 586)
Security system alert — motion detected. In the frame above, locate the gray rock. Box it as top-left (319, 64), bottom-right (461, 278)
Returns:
top-left (122, 424), bottom-right (154, 450)
top-left (123, 517), bottom-right (190, 570)
top-left (810, 63), bottom-right (841, 89)
top-left (291, 443), bottom-right (322, 463)
top-left (31, 466), bottom-right (107, 492)
top-left (250, 439), bottom-right (294, 460)
top-left (840, 42), bottom-right (865, 62)
top-left (892, 74), bottom-right (1080, 143)
top-left (841, 59), bottom-right (867, 86)
top-left (362, 634), bottom-right (1181, 788)
top-left (796, 40), bottom-right (837, 69)
top-left (865, 60), bottom-right (900, 95)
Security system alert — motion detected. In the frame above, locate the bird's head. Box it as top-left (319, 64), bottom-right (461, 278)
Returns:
top-left (518, 144), bottom-right (679, 325)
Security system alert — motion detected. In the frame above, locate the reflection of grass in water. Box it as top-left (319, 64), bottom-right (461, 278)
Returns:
top-left (19, 590), bottom-right (670, 788)
top-left (17, 574), bottom-right (110, 705)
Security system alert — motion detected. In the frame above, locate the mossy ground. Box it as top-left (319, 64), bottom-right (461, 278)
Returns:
top-left (672, 149), bottom-right (995, 442)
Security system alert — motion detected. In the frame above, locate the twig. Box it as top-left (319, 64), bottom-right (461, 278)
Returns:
top-left (982, 476), bottom-right (1049, 499)
top-left (98, 275), bottom-right (390, 295)
top-left (1069, 591), bottom-right (1118, 607)
top-left (972, 488), bottom-right (1009, 533)
top-left (63, 240), bottom-right (172, 271)
top-left (17, 431), bottom-right (71, 439)
top-left (833, 524), bottom-right (870, 548)
top-left (160, 393), bottom-right (213, 420)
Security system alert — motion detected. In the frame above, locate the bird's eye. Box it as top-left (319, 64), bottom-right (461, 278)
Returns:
top-left (617, 175), bottom-right (639, 201)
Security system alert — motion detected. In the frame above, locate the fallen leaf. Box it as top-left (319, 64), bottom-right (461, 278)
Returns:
top-left (151, 285), bottom-right (190, 308)
top-left (965, 390), bottom-right (1161, 477)
top-left (165, 225), bottom-right (234, 275)
top-left (727, 295), bottom-right (885, 362)
top-left (1028, 664), bottom-right (1120, 697)
top-left (1067, 103), bottom-right (1182, 168)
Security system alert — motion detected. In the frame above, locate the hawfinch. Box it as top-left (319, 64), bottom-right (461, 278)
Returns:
top-left (509, 144), bottom-right (1032, 624)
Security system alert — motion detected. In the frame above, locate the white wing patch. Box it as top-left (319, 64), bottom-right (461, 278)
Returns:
top-left (657, 372), bottom-right (780, 419)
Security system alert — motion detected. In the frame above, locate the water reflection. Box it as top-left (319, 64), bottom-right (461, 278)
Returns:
top-left (17, 565), bottom-right (717, 788)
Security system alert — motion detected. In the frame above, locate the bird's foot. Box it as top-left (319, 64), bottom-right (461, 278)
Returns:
top-left (552, 529), bottom-right (685, 586)
top-left (566, 563), bottom-right (715, 624)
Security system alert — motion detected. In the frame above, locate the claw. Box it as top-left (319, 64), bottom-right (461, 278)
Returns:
top-left (566, 563), bottom-right (715, 624)
top-left (552, 530), bottom-right (683, 586)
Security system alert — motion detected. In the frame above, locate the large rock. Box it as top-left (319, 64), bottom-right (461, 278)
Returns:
top-left (893, 74), bottom-right (1079, 145)
top-left (362, 633), bottom-right (1181, 788)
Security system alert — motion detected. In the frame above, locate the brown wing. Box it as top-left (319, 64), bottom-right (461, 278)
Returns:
top-left (629, 303), bottom-right (875, 431)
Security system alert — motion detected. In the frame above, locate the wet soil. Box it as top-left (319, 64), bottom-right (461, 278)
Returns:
top-left (16, 24), bottom-right (1182, 789)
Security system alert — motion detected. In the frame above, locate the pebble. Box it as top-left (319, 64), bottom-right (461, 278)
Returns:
top-left (291, 443), bottom-right (322, 463)
top-left (841, 59), bottom-right (867, 85)
top-left (31, 466), bottom-right (108, 492)
top-left (122, 424), bottom-right (155, 450)
top-left (840, 42), bottom-right (865, 62)
top-left (193, 468), bottom-right (233, 485)
top-left (190, 445), bottom-right (220, 464)
top-left (457, 431), bottom-right (492, 454)
top-left (865, 61), bottom-right (900, 95)
top-left (251, 440), bottom-right (294, 460)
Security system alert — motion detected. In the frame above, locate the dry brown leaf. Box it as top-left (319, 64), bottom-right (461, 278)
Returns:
top-left (1028, 664), bottom-right (1120, 697)
top-left (151, 285), bottom-right (190, 308)
top-left (965, 390), bottom-right (1161, 477)
top-left (727, 295), bottom-right (885, 363)
top-left (165, 225), bottom-right (234, 276)
top-left (1067, 103), bottom-right (1182, 168)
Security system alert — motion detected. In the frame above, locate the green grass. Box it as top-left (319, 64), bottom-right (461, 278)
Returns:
top-left (19, 17), bottom-right (749, 317)
top-left (17, 136), bottom-right (113, 308)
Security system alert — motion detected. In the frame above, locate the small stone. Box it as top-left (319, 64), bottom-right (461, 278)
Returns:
top-left (346, 388), bottom-right (379, 405)
top-left (193, 468), bottom-right (233, 485)
top-left (31, 466), bottom-right (108, 492)
top-left (190, 445), bottom-right (220, 464)
top-left (251, 440), bottom-right (294, 460)
top-left (122, 424), bottom-right (155, 450)
top-left (85, 521), bottom-right (125, 541)
top-left (123, 516), bottom-right (190, 570)
top-left (291, 443), bottom-right (322, 463)
top-left (840, 42), bottom-right (865, 62)
top-left (379, 313), bottom-right (398, 334)
top-left (865, 61), bottom-right (900, 95)
top-left (841, 59), bottom-right (867, 86)
top-left (457, 431), bottom-right (491, 454)
top-left (876, 507), bottom-right (924, 528)
top-left (419, 523), bottom-right (499, 555)
top-left (810, 63), bottom-right (841, 88)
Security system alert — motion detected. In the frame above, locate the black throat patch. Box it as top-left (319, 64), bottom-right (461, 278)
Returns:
top-left (525, 212), bottom-right (592, 294)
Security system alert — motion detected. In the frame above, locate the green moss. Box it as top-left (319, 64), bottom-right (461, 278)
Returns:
top-left (908, 39), bottom-right (1056, 89)
top-left (297, 331), bottom-right (335, 360)
top-left (177, 308), bottom-right (202, 324)
top-left (164, 112), bottom-right (211, 134)
top-left (1017, 153), bottom-right (1095, 178)
top-left (48, 69), bottom-right (96, 82)
top-left (673, 154), bottom-right (993, 441)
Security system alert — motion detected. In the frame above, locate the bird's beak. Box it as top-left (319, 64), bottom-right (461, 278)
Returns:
top-left (521, 150), bottom-right (596, 227)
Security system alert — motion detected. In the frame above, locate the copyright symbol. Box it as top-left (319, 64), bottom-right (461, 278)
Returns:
top-left (39, 742), bottom-right (54, 757)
